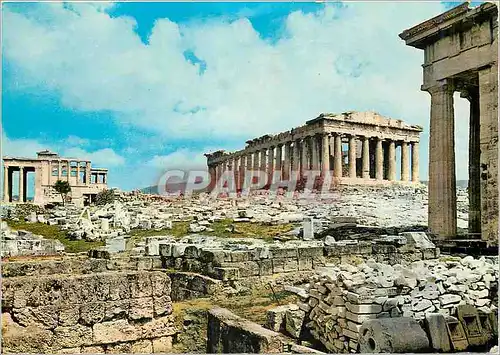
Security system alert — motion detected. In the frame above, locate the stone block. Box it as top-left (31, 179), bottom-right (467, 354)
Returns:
top-left (272, 258), bottom-right (285, 273)
top-left (106, 342), bottom-right (132, 353)
top-left (153, 296), bottom-right (172, 317)
top-left (79, 302), bottom-right (106, 326)
top-left (93, 319), bottom-right (141, 344)
top-left (131, 339), bottom-right (153, 353)
top-left (345, 302), bottom-right (382, 314)
top-left (150, 272), bottom-right (171, 297)
top-left (298, 257), bottom-right (313, 271)
top-left (457, 304), bottom-right (488, 346)
top-left (59, 306), bottom-right (80, 326)
top-left (54, 324), bottom-right (93, 348)
top-left (230, 251), bottom-right (251, 262)
top-left (258, 260), bottom-right (273, 276)
top-left (104, 300), bottom-right (129, 321)
top-left (342, 327), bottom-right (359, 340)
top-left (129, 297), bottom-right (154, 320)
top-left (345, 311), bottom-right (378, 323)
top-left (13, 305), bottom-right (59, 330)
top-left (285, 307), bottom-right (306, 339)
top-left (128, 272), bottom-right (153, 298)
top-left (152, 336), bottom-right (173, 353)
top-left (214, 267), bottom-right (239, 281)
top-left (284, 258), bottom-right (299, 272)
top-left (184, 245), bottom-right (200, 259)
top-left (444, 316), bottom-right (469, 351)
top-left (270, 247), bottom-right (298, 259)
top-left (141, 315), bottom-right (176, 338)
top-left (298, 246), bottom-right (323, 258)
top-left (425, 313), bottom-right (452, 352)
top-left (266, 305), bottom-right (290, 332)
top-left (81, 346), bottom-right (105, 353)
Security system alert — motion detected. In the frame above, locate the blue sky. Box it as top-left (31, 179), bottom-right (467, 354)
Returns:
top-left (2, 1), bottom-right (480, 191)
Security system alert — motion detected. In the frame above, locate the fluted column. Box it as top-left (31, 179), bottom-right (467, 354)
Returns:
top-left (401, 141), bottom-right (409, 181)
top-left (275, 145), bottom-right (282, 177)
top-left (253, 151), bottom-right (260, 171)
top-left (464, 87), bottom-right (481, 234)
top-left (375, 138), bottom-right (384, 180)
top-left (283, 142), bottom-right (291, 180)
top-left (321, 134), bottom-right (330, 175)
top-left (334, 134), bottom-right (342, 178)
top-left (3, 166), bottom-right (9, 202)
top-left (348, 136), bottom-right (357, 178)
top-left (411, 142), bottom-right (419, 182)
top-left (362, 136), bottom-right (370, 179)
top-left (311, 135), bottom-right (319, 170)
top-left (260, 148), bottom-right (267, 175)
top-left (300, 138), bottom-right (308, 175)
top-left (19, 167), bottom-right (24, 203)
top-left (291, 141), bottom-right (300, 174)
top-left (208, 165), bottom-right (217, 190)
top-left (387, 141), bottom-right (396, 181)
top-left (76, 162), bottom-right (80, 185)
top-left (427, 81), bottom-right (457, 239)
top-left (58, 161), bottom-right (62, 179)
top-left (267, 146), bottom-right (275, 185)
top-left (216, 163), bottom-right (222, 183)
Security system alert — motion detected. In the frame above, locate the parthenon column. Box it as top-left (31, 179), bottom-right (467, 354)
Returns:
top-left (208, 165), bottom-right (217, 189)
top-left (375, 138), bottom-right (384, 180)
top-left (427, 81), bottom-right (457, 239)
top-left (291, 141), bottom-right (300, 175)
top-left (311, 136), bottom-right (319, 170)
top-left (283, 143), bottom-right (290, 180)
top-left (76, 162), bottom-right (80, 184)
top-left (267, 146), bottom-right (275, 185)
top-left (19, 167), bottom-right (24, 203)
top-left (275, 145), bottom-right (282, 177)
top-left (216, 164), bottom-right (222, 183)
top-left (411, 142), bottom-right (419, 182)
top-left (253, 151), bottom-right (260, 171)
top-left (300, 139), bottom-right (308, 175)
top-left (361, 136), bottom-right (370, 179)
top-left (3, 166), bottom-right (9, 202)
top-left (260, 148), bottom-right (267, 174)
top-left (348, 135), bottom-right (357, 178)
top-left (387, 141), bottom-right (396, 181)
top-left (321, 134), bottom-right (330, 176)
top-left (401, 141), bottom-right (409, 181)
top-left (58, 161), bottom-right (62, 179)
top-left (334, 134), bottom-right (342, 178)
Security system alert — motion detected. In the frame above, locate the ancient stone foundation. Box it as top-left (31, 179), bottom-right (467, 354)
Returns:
top-left (1, 270), bottom-right (175, 354)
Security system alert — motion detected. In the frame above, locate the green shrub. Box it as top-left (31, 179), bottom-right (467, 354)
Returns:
top-left (95, 189), bottom-right (116, 206)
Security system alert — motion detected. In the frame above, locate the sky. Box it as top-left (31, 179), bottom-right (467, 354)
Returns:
top-left (2, 1), bottom-right (481, 191)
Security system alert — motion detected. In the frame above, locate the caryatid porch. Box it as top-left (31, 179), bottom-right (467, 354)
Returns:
top-left (205, 111), bottom-right (422, 189)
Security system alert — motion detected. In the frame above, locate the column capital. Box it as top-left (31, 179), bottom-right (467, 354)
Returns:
top-left (426, 79), bottom-right (455, 95)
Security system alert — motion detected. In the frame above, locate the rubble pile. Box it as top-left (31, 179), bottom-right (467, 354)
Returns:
top-left (287, 255), bottom-right (498, 353)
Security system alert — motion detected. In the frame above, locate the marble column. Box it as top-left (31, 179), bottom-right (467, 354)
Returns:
top-left (216, 164), bottom-right (222, 183)
top-left (362, 136), bottom-right (370, 179)
top-left (275, 145), bottom-right (282, 178)
top-left (267, 146), bottom-right (275, 185)
top-left (401, 141), bottom-right (409, 181)
top-left (208, 165), bottom-right (217, 190)
top-left (427, 81), bottom-right (457, 239)
top-left (348, 135), bottom-right (357, 178)
top-left (48, 161), bottom-right (52, 185)
top-left (321, 134), bottom-right (330, 175)
top-left (411, 142), bottom-right (419, 182)
top-left (19, 167), bottom-right (24, 203)
top-left (253, 151), bottom-right (260, 171)
top-left (375, 138), bottom-right (384, 180)
top-left (464, 87), bottom-right (481, 234)
top-left (58, 161), bottom-right (62, 179)
top-left (260, 148), bottom-right (267, 175)
top-left (387, 141), bottom-right (396, 181)
top-left (334, 134), bottom-right (342, 178)
top-left (283, 142), bottom-right (291, 180)
top-left (3, 166), bottom-right (9, 202)
top-left (300, 138), bottom-right (308, 175)
top-left (311, 136), bottom-right (319, 171)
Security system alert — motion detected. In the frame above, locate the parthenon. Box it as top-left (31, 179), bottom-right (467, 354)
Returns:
top-left (2, 150), bottom-right (109, 206)
top-left (205, 111), bottom-right (422, 188)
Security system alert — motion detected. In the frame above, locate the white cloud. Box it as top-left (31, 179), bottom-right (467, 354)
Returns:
top-left (3, 2), bottom-right (473, 180)
top-left (2, 134), bottom-right (125, 167)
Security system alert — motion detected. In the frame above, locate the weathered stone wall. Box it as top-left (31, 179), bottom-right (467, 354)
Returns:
top-left (1, 270), bottom-right (175, 354)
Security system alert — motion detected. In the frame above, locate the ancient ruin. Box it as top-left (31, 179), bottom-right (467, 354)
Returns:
top-left (3, 150), bottom-right (109, 206)
top-left (1, 3), bottom-right (499, 355)
top-left (205, 111), bottom-right (422, 188)
top-left (400, 2), bottom-right (498, 244)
